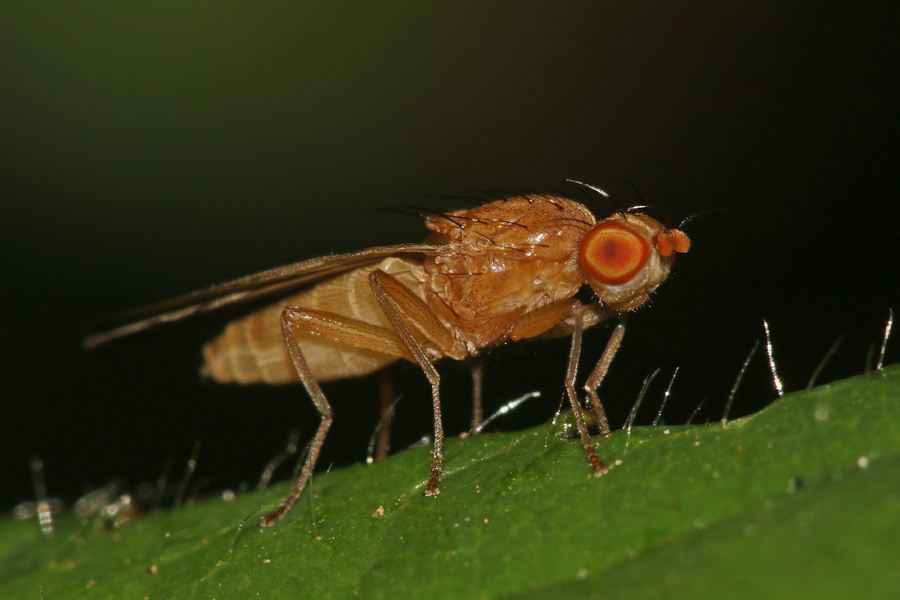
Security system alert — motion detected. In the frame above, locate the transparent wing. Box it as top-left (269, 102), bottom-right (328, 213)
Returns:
top-left (83, 243), bottom-right (442, 348)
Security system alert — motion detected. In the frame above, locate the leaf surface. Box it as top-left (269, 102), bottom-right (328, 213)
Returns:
top-left (2, 366), bottom-right (898, 599)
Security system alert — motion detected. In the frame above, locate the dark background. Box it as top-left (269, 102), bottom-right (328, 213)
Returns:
top-left (2, 3), bottom-right (898, 512)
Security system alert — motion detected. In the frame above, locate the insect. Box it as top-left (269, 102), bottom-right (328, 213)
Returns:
top-left (84, 189), bottom-right (690, 525)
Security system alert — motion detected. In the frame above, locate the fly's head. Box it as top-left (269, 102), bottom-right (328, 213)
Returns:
top-left (578, 213), bottom-right (690, 312)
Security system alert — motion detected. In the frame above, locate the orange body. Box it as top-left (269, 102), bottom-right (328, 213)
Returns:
top-left (202, 194), bottom-right (676, 385)
top-left (86, 191), bottom-right (690, 526)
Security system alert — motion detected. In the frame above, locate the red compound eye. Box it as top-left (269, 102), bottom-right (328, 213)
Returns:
top-left (579, 222), bottom-right (650, 285)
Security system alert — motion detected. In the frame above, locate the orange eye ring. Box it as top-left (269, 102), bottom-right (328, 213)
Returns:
top-left (579, 222), bottom-right (650, 285)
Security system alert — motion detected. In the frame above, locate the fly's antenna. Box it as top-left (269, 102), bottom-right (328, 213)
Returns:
top-left (672, 206), bottom-right (732, 231)
top-left (677, 212), bottom-right (700, 230)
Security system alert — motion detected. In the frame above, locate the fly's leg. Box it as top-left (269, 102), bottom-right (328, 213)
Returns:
top-left (583, 315), bottom-right (627, 436)
top-left (260, 309), bottom-right (414, 526)
top-left (564, 311), bottom-right (608, 475)
top-left (368, 270), bottom-right (457, 497)
top-left (374, 368), bottom-right (395, 462)
top-left (260, 314), bottom-right (332, 526)
top-left (509, 300), bottom-right (608, 472)
top-left (510, 299), bottom-right (582, 342)
top-left (470, 355), bottom-right (484, 431)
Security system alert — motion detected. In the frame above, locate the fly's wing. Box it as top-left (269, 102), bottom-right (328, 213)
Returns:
top-left (83, 243), bottom-right (443, 349)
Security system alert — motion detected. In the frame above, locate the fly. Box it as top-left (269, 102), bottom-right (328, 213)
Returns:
top-left (84, 191), bottom-right (690, 525)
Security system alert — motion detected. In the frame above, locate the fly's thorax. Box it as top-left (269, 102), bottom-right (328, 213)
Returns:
top-left (422, 195), bottom-right (595, 348)
top-left (425, 194), bottom-right (596, 249)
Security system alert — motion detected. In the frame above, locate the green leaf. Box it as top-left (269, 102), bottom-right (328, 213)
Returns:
top-left (2, 366), bottom-right (899, 599)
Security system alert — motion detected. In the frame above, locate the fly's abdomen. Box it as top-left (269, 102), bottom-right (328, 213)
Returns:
top-left (202, 267), bottom-right (398, 385)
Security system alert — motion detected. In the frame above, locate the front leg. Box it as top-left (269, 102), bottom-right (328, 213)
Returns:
top-left (564, 310), bottom-right (609, 476)
top-left (507, 300), bottom-right (610, 474)
top-left (541, 304), bottom-right (624, 436)
top-left (583, 315), bottom-right (627, 436)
